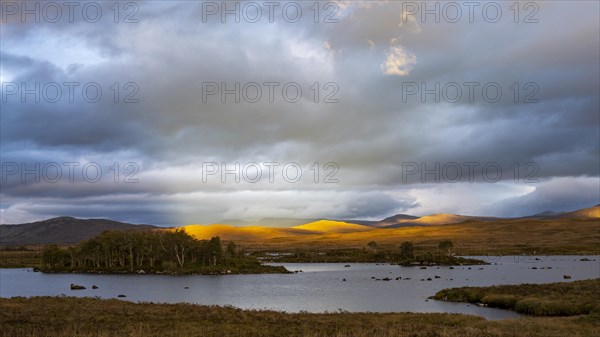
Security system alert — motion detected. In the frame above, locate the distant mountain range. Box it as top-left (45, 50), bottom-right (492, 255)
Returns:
top-left (1, 205), bottom-right (598, 245)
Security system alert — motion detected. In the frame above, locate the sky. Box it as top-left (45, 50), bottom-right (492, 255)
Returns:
top-left (1, 1), bottom-right (599, 225)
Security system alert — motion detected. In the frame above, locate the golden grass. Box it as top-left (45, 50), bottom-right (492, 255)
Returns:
top-left (1, 297), bottom-right (599, 337)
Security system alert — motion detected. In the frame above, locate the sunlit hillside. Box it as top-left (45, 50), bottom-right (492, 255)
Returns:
top-left (410, 214), bottom-right (474, 225)
top-left (564, 205), bottom-right (600, 218)
top-left (171, 205), bottom-right (600, 254)
top-left (180, 224), bottom-right (313, 241)
top-left (292, 220), bottom-right (373, 233)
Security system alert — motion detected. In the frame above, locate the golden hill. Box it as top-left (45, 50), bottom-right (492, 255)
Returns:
top-left (179, 220), bottom-right (373, 242)
top-left (563, 205), bottom-right (600, 219)
top-left (410, 214), bottom-right (473, 225)
top-left (180, 225), bottom-right (312, 241)
top-left (292, 220), bottom-right (373, 233)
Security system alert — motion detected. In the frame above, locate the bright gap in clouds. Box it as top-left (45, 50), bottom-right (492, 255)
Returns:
top-left (4, 31), bottom-right (108, 71)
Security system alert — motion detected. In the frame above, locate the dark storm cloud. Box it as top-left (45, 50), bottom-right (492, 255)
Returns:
top-left (482, 177), bottom-right (600, 217)
top-left (1, 1), bottom-right (598, 224)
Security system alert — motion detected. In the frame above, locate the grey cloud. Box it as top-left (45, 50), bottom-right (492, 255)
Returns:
top-left (482, 177), bottom-right (600, 217)
top-left (1, 1), bottom-right (598, 223)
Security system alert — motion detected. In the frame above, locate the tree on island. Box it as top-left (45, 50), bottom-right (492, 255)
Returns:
top-left (399, 241), bottom-right (415, 260)
top-left (227, 242), bottom-right (237, 258)
top-left (438, 240), bottom-right (454, 256)
top-left (367, 241), bottom-right (378, 253)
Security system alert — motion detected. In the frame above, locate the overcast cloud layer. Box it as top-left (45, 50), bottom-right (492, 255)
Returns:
top-left (1, 1), bottom-right (599, 225)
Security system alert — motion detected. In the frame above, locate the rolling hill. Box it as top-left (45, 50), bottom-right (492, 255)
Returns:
top-left (180, 224), bottom-right (315, 241)
top-left (372, 214), bottom-right (419, 227)
top-left (0, 217), bottom-right (158, 245)
top-left (212, 218), bottom-right (320, 228)
top-left (291, 220), bottom-right (373, 233)
top-left (560, 204), bottom-right (600, 219)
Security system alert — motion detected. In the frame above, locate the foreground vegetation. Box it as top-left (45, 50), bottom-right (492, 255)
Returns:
top-left (40, 230), bottom-right (287, 275)
top-left (1, 296), bottom-right (599, 337)
top-left (433, 279), bottom-right (600, 316)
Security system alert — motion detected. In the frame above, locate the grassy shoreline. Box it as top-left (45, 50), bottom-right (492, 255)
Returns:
top-left (2, 296), bottom-right (600, 337)
top-left (37, 264), bottom-right (290, 275)
top-left (432, 279), bottom-right (600, 316)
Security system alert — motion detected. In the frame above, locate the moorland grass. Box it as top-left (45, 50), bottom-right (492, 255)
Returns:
top-left (433, 278), bottom-right (600, 316)
top-left (1, 296), bottom-right (599, 337)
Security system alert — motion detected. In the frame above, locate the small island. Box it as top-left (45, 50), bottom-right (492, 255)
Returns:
top-left (40, 230), bottom-right (289, 275)
top-left (259, 240), bottom-right (486, 266)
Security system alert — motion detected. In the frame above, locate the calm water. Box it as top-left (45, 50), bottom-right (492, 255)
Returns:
top-left (1, 256), bottom-right (598, 320)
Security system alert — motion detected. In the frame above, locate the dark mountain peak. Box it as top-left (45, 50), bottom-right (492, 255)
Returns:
top-left (51, 216), bottom-right (77, 221)
top-left (1, 217), bottom-right (158, 245)
top-left (382, 214), bottom-right (419, 222)
top-left (532, 210), bottom-right (564, 217)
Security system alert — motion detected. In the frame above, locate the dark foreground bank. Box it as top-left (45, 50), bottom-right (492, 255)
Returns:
top-left (1, 296), bottom-right (599, 337)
